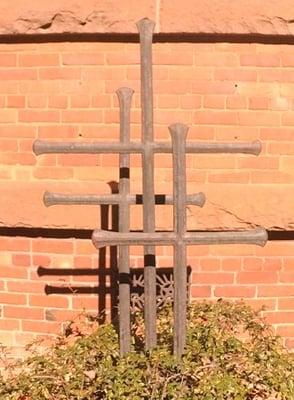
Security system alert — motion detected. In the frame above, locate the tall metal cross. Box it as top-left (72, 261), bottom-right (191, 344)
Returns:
top-left (33, 18), bottom-right (267, 359)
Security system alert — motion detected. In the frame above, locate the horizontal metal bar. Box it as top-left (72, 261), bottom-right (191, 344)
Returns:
top-left (43, 191), bottom-right (206, 207)
top-left (91, 228), bottom-right (268, 248)
top-left (33, 139), bottom-right (261, 156)
top-left (185, 228), bottom-right (268, 247)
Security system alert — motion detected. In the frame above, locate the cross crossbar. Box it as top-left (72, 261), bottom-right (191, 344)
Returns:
top-left (33, 139), bottom-right (261, 156)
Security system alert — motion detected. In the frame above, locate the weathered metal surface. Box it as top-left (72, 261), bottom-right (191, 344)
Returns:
top-left (117, 87), bottom-right (133, 354)
top-left (92, 228), bottom-right (268, 248)
top-left (137, 17), bottom-right (157, 350)
top-left (43, 191), bottom-right (206, 207)
top-left (170, 123), bottom-right (188, 358)
top-left (33, 139), bottom-right (261, 156)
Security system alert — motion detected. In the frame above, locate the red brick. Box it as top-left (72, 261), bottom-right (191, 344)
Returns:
top-left (0, 139), bottom-right (18, 151)
top-left (276, 325), bottom-right (294, 337)
top-left (0, 54), bottom-right (17, 67)
top-left (194, 52), bottom-right (238, 67)
top-left (7, 281), bottom-right (45, 293)
top-left (70, 95), bottom-right (91, 108)
top-left (33, 167), bottom-right (73, 180)
top-left (48, 95), bottom-right (68, 109)
top-left (19, 110), bottom-right (60, 123)
top-left (237, 272), bottom-right (277, 284)
top-left (263, 258), bottom-right (282, 271)
top-left (238, 111), bottom-right (280, 126)
top-left (0, 293), bottom-right (27, 305)
top-left (0, 238), bottom-right (30, 251)
top-left (0, 69), bottom-right (37, 80)
top-left (12, 254), bottom-right (31, 266)
top-left (258, 69), bottom-right (282, 82)
top-left (214, 286), bottom-right (256, 298)
top-left (248, 97), bottom-right (269, 110)
top-left (27, 95), bottom-right (47, 108)
top-left (0, 266), bottom-right (27, 279)
top-left (157, 95), bottom-right (179, 109)
top-left (214, 69), bottom-right (257, 81)
top-left (0, 125), bottom-right (36, 138)
top-left (281, 112), bottom-right (294, 126)
top-left (32, 254), bottom-right (51, 267)
top-left (221, 258), bottom-right (242, 271)
top-left (57, 154), bottom-right (99, 167)
top-left (226, 96), bottom-right (247, 109)
top-left (240, 54), bottom-right (280, 67)
top-left (243, 257), bottom-right (263, 271)
top-left (0, 319), bottom-right (20, 330)
top-left (190, 285), bottom-right (212, 298)
top-left (278, 298), bottom-right (294, 310)
top-left (180, 95), bottom-right (201, 109)
top-left (258, 286), bottom-right (294, 297)
top-left (45, 309), bottom-right (77, 321)
top-left (279, 273), bottom-right (294, 283)
top-left (199, 258), bottom-right (221, 271)
top-left (32, 240), bottom-right (73, 254)
top-left (194, 110), bottom-right (237, 125)
top-left (19, 54), bottom-right (59, 67)
top-left (203, 95), bottom-right (226, 109)
top-left (4, 306), bottom-right (44, 320)
top-left (238, 156), bottom-right (279, 169)
top-left (6, 95), bottom-right (25, 108)
top-left (0, 109), bottom-right (17, 122)
top-left (72, 296), bottom-right (99, 311)
top-left (38, 125), bottom-right (77, 139)
top-left (63, 53), bottom-right (104, 65)
top-left (62, 110), bottom-right (103, 123)
top-left (91, 95), bottom-right (111, 108)
top-left (192, 81), bottom-right (236, 95)
top-left (29, 295), bottom-right (69, 309)
top-left (208, 171), bottom-right (250, 183)
top-left (193, 272), bottom-right (234, 284)
top-left (264, 312), bottom-right (294, 324)
top-left (39, 67), bottom-right (81, 80)
top-left (22, 320), bottom-right (61, 334)
top-left (106, 51), bottom-right (139, 65)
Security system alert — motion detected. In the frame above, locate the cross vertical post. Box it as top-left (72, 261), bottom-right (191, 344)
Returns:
top-left (137, 18), bottom-right (157, 350)
top-left (170, 123), bottom-right (189, 358)
top-left (117, 87), bottom-right (134, 354)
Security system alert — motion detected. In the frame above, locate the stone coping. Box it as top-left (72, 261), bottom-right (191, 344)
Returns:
top-left (0, 0), bottom-right (293, 37)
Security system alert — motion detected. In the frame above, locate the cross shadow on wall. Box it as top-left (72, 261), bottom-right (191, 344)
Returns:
top-left (37, 181), bottom-right (191, 326)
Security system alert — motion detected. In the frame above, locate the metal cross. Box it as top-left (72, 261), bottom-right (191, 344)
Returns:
top-left (33, 18), bottom-right (267, 359)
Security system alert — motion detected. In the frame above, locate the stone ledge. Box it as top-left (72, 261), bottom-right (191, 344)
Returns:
top-left (0, 182), bottom-right (292, 231)
top-left (0, 0), bottom-right (293, 37)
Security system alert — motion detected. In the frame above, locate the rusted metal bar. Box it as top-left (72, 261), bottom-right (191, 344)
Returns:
top-left (170, 123), bottom-right (188, 359)
top-left (137, 17), bottom-right (157, 350)
top-left (33, 139), bottom-right (261, 156)
top-left (43, 191), bottom-right (206, 208)
top-left (117, 87), bottom-right (133, 354)
top-left (91, 228), bottom-right (268, 248)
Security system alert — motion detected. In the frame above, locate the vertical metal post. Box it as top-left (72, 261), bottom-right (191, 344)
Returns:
top-left (169, 123), bottom-right (188, 359)
top-left (117, 87), bottom-right (134, 354)
top-left (137, 18), bottom-right (157, 349)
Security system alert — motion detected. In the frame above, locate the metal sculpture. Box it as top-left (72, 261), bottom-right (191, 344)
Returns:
top-left (33, 18), bottom-right (267, 359)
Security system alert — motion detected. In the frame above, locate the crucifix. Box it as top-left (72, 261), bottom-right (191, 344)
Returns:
top-left (33, 18), bottom-right (267, 359)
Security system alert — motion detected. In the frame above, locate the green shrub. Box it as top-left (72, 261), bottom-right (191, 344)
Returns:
top-left (0, 300), bottom-right (293, 399)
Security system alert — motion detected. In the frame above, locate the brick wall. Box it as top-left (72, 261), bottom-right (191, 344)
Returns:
top-left (0, 40), bottom-right (293, 358)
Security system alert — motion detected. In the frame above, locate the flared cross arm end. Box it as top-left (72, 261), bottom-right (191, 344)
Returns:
top-left (136, 18), bottom-right (156, 36)
top-left (185, 228), bottom-right (268, 247)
